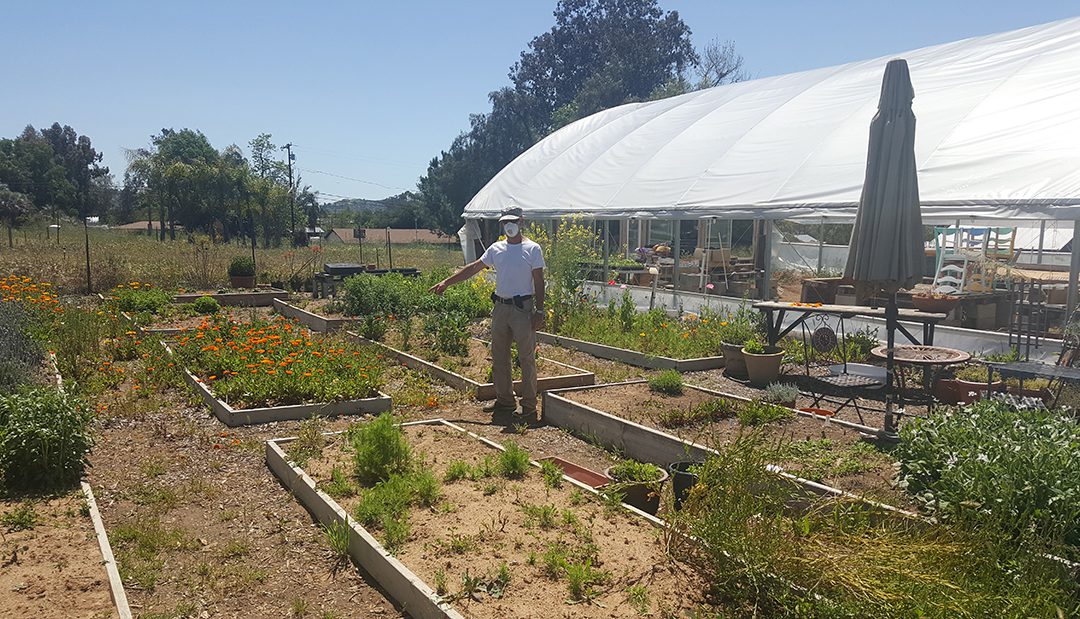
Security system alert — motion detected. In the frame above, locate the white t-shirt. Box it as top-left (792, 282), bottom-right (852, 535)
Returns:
top-left (481, 238), bottom-right (545, 298)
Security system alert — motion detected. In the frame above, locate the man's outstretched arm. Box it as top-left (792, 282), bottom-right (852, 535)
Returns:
top-left (429, 259), bottom-right (487, 295)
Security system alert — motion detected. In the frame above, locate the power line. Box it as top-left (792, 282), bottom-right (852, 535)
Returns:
top-left (299, 168), bottom-right (408, 192)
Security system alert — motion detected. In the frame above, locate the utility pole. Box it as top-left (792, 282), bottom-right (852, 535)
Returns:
top-left (283, 143), bottom-right (296, 246)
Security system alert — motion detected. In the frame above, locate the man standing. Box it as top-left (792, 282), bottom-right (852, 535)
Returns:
top-left (429, 206), bottom-right (545, 416)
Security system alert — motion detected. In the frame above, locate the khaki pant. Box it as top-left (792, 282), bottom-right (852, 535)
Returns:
top-left (490, 299), bottom-right (537, 412)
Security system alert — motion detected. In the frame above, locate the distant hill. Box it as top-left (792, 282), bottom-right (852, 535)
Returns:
top-left (321, 197), bottom-right (390, 212)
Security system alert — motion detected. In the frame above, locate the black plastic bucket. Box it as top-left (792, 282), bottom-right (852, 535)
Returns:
top-left (669, 461), bottom-right (701, 510)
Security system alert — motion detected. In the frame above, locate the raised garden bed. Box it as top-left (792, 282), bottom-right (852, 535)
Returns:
top-left (350, 333), bottom-right (594, 400)
top-left (266, 418), bottom-right (717, 618)
top-left (169, 316), bottom-right (392, 426)
top-left (121, 306), bottom-right (275, 339)
top-left (272, 298), bottom-right (355, 332)
top-left (173, 288), bottom-right (288, 306)
top-left (543, 381), bottom-right (914, 513)
top-left (180, 366), bottom-right (390, 426)
top-left (536, 331), bottom-right (725, 371)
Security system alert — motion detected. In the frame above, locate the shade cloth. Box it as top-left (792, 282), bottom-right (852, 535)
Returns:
top-left (464, 16), bottom-right (1080, 223)
top-left (845, 59), bottom-right (923, 295)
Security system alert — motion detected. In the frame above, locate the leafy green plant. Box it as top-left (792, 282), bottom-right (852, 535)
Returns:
top-left (1, 503), bottom-right (36, 531)
top-left (498, 441), bottom-right (531, 479)
top-left (192, 295), bottom-right (220, 314)
top-left (349, 414), bottom-right (412, 485)
top-left (607, 458), bottom-right (664, 483)
top-left (648, 369), bottom-right (684, 395)
top-left (322, 519), bottom-right (351, 559)
top-left (325, 466), bottom-right (357, 498)
top-left (897, 400), bottom-right (1080, 545)
top-left (358, 315), bottom-right (388, 341)
top-left (443, 460), bottom-right (472, 483)
top-left (227, 256), bottom-right (255, 277)
top-left (288, 417), bottom-right (325, 467)
top-left (656, 398), bottom-right (735, 428)
top-left (564, 559), bottom-right (608, 602)
top-left (773, 439), bottom-right (884, 483)
top-left (715, 303), bottom-right (762, 346)
top-left (520, 502), bottom-right (559, 529)
top-left (742, 336), bottom-right (766, 354)
top-left (110, 284), bottom-right (173, 314)
top-left (0, 389), bottom-right (95, 490)
top-left (539, 459), bottom-right (564, 489)
top-left (737, 400), bottom-right (792, 426)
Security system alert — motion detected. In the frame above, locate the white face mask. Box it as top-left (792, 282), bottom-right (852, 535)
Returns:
top-left (503, 222), bottom-right (520, 238)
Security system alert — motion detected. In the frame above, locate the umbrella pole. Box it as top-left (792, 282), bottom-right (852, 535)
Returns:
top-left (884, 293), bottom-right (899, 436)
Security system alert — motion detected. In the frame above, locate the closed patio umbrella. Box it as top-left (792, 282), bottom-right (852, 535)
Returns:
top-left (844, 58), bottom-right (923, 433)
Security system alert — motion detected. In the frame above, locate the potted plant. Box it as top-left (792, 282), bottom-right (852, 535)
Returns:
top-left (228, 256), bottom-right (256, 289)
top-left (763, 382), bottom-right (799, 408)
top-left (603, 459), bottom-right (668, 515)
top-left (667, 461), bottom-right (701, 511)
top-left (717, 306), bottom-right (760, 380)
top-left (932, 364), bottom-right (1002, 404)
top-left (742, 336), bottom-right (786, 387)
top-left (912, 291), bottom-right (960, 314)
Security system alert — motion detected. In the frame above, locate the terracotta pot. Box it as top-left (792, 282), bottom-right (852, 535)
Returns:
top-left (932, 378), bottom-right (1002, 404)
top-left (603, 465), bottom-right (669, 515)
top-left (742, 346), bottom-right (785, 387)
top-left (229, 275), bottom-right (256, 289)
top-left (800, 407), bottom-right (836, 417)
top-left (912, 295), bottom-right (960, 314)
top-left (721, 342), bottom-right (748, 379)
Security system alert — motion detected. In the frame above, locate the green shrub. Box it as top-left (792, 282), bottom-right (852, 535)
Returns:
top-left (540, 459), bottom-right (563, 489)
top-left (607, 459), bottom-right (664, 483)
top-left (0, 389), bottom-right (95, 490)
top-left (897, 400), bottom-right (1080, 545)
top-left (763, 382), bottom-right (799, 404)
top-left (0, 301), bottom-right (44, 391)
top-left (681, 432), bottom-right (1080, 617)
top-left (349, 414), bottom-right (412, 485)
top-left (737, 400), bottom-right (792, 426)
top-left (111, 285), bottom-right (172, 314)
top-left (498, 441), bottom-right (531, 479)
top-left (742, 336), bottom-right (766, 354)
top-left (227, 256), bottom-right (255, 277)
top-left (192, 296), bottom-right (220, 314)
top-left (647, 370), bottom-right (684, 396)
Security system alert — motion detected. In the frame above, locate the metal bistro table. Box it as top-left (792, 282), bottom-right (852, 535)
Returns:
top-left (754, 302), bottom-right (947, 348)
top-left (981, 361), bottom-right (1080, 408)
top-left (871, 344), bottom-right (971, 408)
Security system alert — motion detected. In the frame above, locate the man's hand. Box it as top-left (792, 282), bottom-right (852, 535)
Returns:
top-left (429, 280), bottom-right (449, 295)
top-left (531, 310), bottom-right (545, 331)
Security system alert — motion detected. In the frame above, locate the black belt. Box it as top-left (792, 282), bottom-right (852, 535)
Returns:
top-left (492, 293), bottom-right (532, 307)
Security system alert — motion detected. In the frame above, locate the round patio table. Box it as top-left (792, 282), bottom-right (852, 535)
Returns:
top-left (870, 345), bottom-right (971, 405)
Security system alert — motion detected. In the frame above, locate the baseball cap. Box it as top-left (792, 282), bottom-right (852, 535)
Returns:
top-left (498, 206), bottom-right (523, 222)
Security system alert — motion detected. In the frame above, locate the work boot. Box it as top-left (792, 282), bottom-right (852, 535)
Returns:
top-left (482, 400), bottom-right (518, 415)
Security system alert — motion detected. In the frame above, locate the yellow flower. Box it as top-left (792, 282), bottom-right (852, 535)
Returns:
top-left (639, 332), bottom-right (646, 337)
top-left (720, 321), bottom-right (728, 326)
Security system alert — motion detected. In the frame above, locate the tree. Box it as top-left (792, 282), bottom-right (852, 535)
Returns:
top-left (695, 39), bottom-right (747, 89)
top-left (0, 185), bottom-right (32, 247)
top-left (417, 0), bottom-right (701, 235)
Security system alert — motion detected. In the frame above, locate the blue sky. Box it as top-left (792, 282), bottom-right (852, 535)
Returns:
top-left (2, 1), bottom-right (1076, 202)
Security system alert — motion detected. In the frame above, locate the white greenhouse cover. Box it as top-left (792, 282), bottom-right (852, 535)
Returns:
top-left (464, 17), bottom-right (1080, 223)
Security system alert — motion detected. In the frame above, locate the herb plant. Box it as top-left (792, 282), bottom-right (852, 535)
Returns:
top-left (648, 369), bottom-right (684, 395)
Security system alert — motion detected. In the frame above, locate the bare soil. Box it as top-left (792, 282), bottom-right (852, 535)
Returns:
top-left (88, 375), bottom-right (404, 618)
top-left (293, 297), bottom-right (351, 321)
top-left (381, 330), bottom-right (584, 384)
top-left (561, 382), bottom-right (911, 509)
top-left (0, 491), bottom-right (116, 619)
top-left (303, 423), bottom-right (719, 618)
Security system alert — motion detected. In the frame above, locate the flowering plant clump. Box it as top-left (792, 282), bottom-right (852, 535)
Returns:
top-left (0, 275), bottom-right (62, 314)
top-left (172, 315), bottom-right (383, 408)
